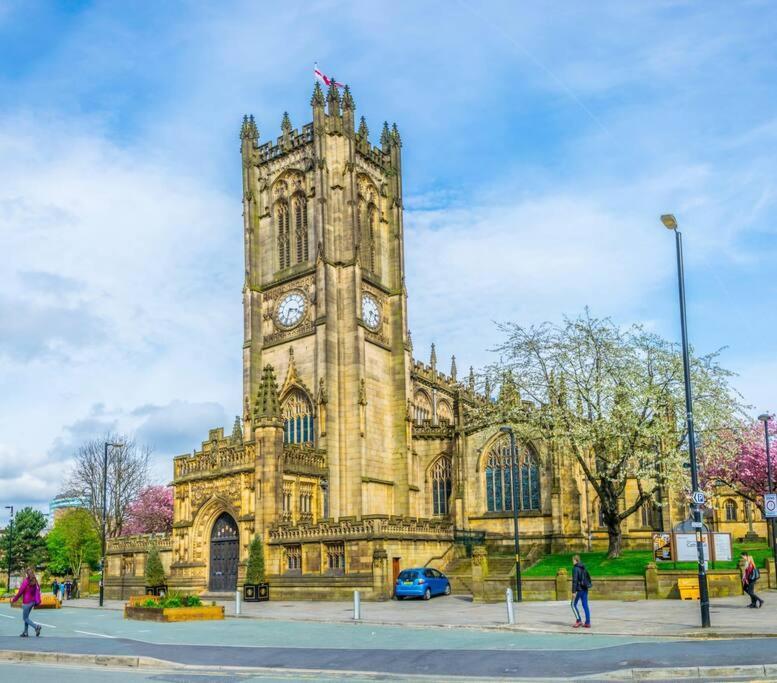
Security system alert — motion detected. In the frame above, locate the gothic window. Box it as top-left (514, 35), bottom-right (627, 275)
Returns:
top-left (724, 498), bottom-right (737, 521)
top-left (282, 482), bottom-right (293, 519)
top-left (357, 178), bottom-right (380, 277)
top-left (282, 389), bottom-right (314, 445)
top-left (641, 501), bottom-right (662, 530)
top-left (285, 544), bottom-right (302, 572)
top-left (293, 194), bottom-right (308, 264)
top-left (276, 202), bottom-right (291, 269)
top-left (414, 390), bottom-right (432, 424)
top-left (365, 204), bottom-right (377, 273)
top-left (437, 400), bottom-right (453, 425)
top-left (484, 438), bottom-right (540, 513)
top-left (430, 456), bottom-right (452, 516)
top-left (325, 542), bottom-right (345, 575)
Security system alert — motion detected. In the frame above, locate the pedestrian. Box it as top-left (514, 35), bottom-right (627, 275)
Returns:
top-left (71, 578), bottom-right (79, 599)
top-left (59, 580), bottom-right (66, 603)
top-left (51, 577), bottom-right (59, 598)
top-left (10, 567), bottom-right (42, 637)
top-left (571, 554), bottom-right (592, 629)
top-left (65, 579), bottom-right (72, 600)
top-left (741, 552), bottom-right (763, 608)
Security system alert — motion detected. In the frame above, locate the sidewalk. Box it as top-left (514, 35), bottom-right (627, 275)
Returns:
top-left (64, 592), bottom-right (777, 638)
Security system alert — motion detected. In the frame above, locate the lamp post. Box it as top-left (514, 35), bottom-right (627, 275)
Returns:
top-left (4, 506), bottom-right (13, 591)
top-left (499, 425), bottom-right (522, 601)
top-left (757, 413), bottom-right (777, 568)
top-left (99, 442), bottom-right (123, 607)
top-left (660, 213), bottom-right (711, 628)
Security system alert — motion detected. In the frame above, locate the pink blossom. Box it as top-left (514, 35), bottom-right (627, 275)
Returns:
top-left (700, 419), bottom-right (777, 508)
top-left (123, 485), bottom-right (173, 535)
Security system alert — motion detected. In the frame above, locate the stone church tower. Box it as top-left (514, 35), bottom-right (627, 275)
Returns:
top-left (240, 81), bottom-right (413, 522)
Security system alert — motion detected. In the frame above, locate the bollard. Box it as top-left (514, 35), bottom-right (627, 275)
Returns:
top-left (235, 589), bottom-right (241, 616)
top-left (505, 587), bottom-right (515, 625)
top-left (353, 590), bottom-right (361, 621)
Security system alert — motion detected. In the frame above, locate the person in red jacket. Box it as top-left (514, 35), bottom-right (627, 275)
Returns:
top-left (10, 567), bottom-right (42, 637)
top-left (742, 552), bottom-right (764, 609)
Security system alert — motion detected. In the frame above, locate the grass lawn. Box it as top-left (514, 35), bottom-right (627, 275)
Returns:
top-left (522, 542), bottom-right (772, 577)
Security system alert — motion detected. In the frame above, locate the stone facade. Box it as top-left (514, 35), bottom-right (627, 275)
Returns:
top-left (104, 85), bottom-right (756, 601)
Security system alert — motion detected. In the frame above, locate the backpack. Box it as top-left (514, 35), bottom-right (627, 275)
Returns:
top-left (752, 566), bottom-right (760, 582)
top-left (584, 568), bottom-right (593, 589)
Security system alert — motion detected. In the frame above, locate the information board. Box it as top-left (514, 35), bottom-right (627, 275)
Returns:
top-left (712, 532), bottom-right (732, 562)
top-left (765, 493), bottom-right (777, 518)
top-left (652, 532), bottom-right (672, 561)
top-left (674, 533), bottom-right (709, 562)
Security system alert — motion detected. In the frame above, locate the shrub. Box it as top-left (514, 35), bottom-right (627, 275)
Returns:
top-left (145, 546), bottom-right (165, 588)
top-left (245, 535), bottom-right (265, 584)
top-left (183, 595), bottom-right (202, 607)
top-left (162, 596), bottom-right (182, 608)
top-left (143, 598), bottom-right (159, 608)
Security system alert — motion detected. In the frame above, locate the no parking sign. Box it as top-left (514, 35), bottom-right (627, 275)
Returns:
top-left (764, 493), bottom-right (777, 518)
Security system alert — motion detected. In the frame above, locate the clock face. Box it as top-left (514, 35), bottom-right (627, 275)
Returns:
top-left (276, 291), bottom-right (306, 328)
top-left (362, 293), bottom-right (381, 331)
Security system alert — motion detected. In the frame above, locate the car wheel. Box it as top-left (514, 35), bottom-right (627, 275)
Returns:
top-left (396, 595), bottom-right (404, 600)
top-left (423, 588), bottom-right (431, 601)
top-left (444, 583), bottom-right (451, 596)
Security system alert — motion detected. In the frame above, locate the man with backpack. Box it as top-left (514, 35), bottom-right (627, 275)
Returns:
top-left (571, 554), bottom-right (592, 628)
top-left (742, 552), bottom-right (763, 608)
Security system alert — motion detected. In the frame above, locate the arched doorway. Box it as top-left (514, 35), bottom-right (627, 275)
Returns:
top-left (209, 512), bottom-right (239, 592)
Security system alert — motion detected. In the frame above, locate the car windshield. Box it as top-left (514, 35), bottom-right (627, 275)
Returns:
top-left (398, 570), bottom-right (418, 580)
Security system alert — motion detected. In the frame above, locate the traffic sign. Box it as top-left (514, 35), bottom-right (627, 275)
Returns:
top-left (764, 493), bottom-right (777, 518)
top-left (692, 491), bottom-right (706, 505)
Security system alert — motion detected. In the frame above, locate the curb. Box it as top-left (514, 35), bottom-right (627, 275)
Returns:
top-left (2, 649), bottom-right (777, 681)
top-left (594, 664), bottom-right (777, 680)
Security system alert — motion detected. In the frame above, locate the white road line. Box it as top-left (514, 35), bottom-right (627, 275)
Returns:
top-left (35, 622), bottom-right (56, 628)
top-left (74, 630), bottom-right (116, 638)
top-left (0, 614), bottom-right (14, 619)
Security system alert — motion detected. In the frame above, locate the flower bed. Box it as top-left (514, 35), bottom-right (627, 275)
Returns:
top-left (10, 594), bottom-right (61, 609)
top-left (123, 593), bottom-right (223, 622)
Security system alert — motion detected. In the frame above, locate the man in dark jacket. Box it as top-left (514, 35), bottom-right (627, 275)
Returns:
top-left (571, 555), bottom-right (591, 628)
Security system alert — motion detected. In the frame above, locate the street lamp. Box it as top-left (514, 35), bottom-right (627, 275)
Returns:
top-left (99, 442), bottom-right (124, 607)
top-left (4, 506), bottom-right (13, 591)
top-left (661, 213), bottom-right (711, 628)
top-left (499, 425), bottom-right (523, 601)
top-left (757, 413), bottom-right (777, 568)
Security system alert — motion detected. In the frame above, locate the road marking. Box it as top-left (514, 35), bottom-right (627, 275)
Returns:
top-left (35, 622), bottom-right (56, 628)
top-left (74, 630), bottom-right (116, 638)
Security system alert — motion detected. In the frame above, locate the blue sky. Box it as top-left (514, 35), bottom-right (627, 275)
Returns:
top-left (1, 0), bottom-right (775, 515)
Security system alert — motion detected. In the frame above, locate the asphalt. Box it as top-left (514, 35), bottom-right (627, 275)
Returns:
top-left (1, 634), bottom-right (777, 678)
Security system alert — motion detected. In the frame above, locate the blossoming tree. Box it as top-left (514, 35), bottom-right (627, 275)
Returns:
top-left (123, 485), bottom-right (174, 535)
top-left (700, 419), bottom-right (777, 513)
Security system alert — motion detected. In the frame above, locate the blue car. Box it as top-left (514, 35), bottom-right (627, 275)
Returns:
top-left (394, 567), bottom-right (451, 600)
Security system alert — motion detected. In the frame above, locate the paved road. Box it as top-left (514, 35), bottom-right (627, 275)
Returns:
top-left (2, 603), bottom-right (777, 679)
top-left (2, 633), bottom-right (777, 679)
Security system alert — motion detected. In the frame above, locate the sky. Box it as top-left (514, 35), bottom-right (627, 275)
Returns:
top-left (1, 0), bottom-right (776, 517)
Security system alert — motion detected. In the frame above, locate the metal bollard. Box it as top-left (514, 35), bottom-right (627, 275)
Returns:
top-left (353, 590), bottom-right (361, 621)
top-left (505, 587), bottom-right (515, 625)
top-left (235, 589), bottom-right (241, 616)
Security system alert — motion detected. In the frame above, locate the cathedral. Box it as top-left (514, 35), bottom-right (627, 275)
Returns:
top-left (104, 82), bottom-right (737, 601)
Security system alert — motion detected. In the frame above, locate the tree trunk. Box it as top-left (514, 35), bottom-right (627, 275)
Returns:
top-left (606, 521), bottom-right (622, 558)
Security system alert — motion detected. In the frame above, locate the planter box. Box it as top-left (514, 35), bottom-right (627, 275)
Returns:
top-left (243, 583), bottom-right (270, 602)
top-left (145, 585), bottom-right (167, 596)
top-left (124, 604), bottom-right (224, 622)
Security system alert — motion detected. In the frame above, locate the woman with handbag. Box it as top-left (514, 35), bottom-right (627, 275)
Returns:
top-left (10, 567), bottom-right (43, 637)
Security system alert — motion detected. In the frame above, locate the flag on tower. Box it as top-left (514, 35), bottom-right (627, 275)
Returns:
top-left (314, 63), bottom-right (345, 88)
